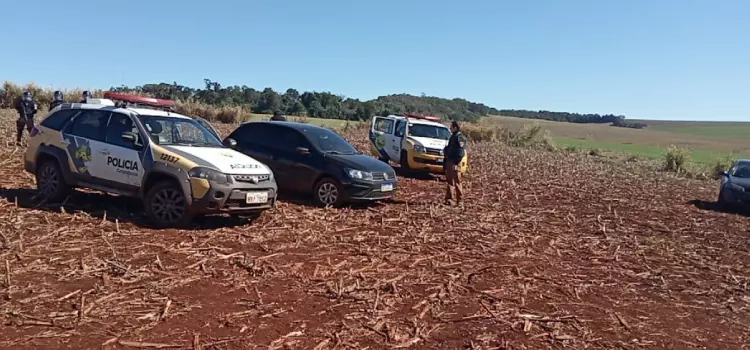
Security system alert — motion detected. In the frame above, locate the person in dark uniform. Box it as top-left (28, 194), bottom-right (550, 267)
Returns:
top-left (49, 90), bottom-right (64, 110)
top-left (443, 121), bottom-right (466, 205)
top-left (79, 90), bottom-right (92, 103)
top-left (270, 110), bottom-right (286, 121)
top-left (15, 91), bottom-right (39, 145)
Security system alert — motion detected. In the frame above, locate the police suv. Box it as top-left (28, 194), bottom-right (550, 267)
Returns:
top-left (23, 92), bottom-right (278, 228)
top-left (369, 113), bottom-right (468, 175)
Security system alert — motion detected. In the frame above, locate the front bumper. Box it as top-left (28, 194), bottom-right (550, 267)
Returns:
top-left (407, 152), bottom-right (468, 173)
top-left (343, 179), bottom-right (397, 202)
top-left (722, 185), bottom-right (750, 205)
top-left (189, 177), bottom-right (278, 215)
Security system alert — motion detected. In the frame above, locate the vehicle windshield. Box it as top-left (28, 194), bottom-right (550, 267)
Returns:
top-left (731, 162), bottom-right (750, 178)
top-left (408, 124), bottom-right (451, 140)
top-left (138, 115), bottom-right (224, 147)
top-left (302, 127), bottom-right (359, 155)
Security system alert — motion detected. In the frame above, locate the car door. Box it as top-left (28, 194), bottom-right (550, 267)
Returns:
top-left (268, 126), bottom-right (318, 193)
top-left (230, 123), bottom-right (275, 165)
top-left (391, 119), bottom-right (407, 157)
top-left (369, 116), bottom-right (397, 161)
top-left (61, 110), bottom-right (111, 184)
top-left (96, 112), bottom-right (147, 188)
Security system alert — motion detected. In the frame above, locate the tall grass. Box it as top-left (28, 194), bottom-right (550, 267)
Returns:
top-left (462, 122), bottom-right (555, 150)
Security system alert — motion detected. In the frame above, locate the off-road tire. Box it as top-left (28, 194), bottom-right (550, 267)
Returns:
top-left (144, 180), bottom-right (193, 229)
top-left (35, 160), bottom-right (69, 203)
top-left (313, 177), bottom-right (345, 207)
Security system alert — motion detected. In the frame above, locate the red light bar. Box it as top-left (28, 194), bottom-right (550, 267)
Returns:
top-left (402, 113), bottom-right (441, 122)
top-left (103, 92), bottom-right (176, 109)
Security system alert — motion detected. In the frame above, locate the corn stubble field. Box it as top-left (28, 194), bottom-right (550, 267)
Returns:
top-left (0, 110), bottom-right (748, 350)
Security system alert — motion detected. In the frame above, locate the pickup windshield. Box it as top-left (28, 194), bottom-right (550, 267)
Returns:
top-left (138, 115), bottom-right (224, 147)
top-left (408, 124), bottom-right (451, 140)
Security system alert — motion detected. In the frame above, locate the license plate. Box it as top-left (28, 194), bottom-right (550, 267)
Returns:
top-left (245, 191), bottom-right (268, 204)
top-left (381, 183), bottom-right (393, 192)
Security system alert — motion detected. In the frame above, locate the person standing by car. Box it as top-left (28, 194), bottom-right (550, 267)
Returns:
top-left (49, 90), bottom-right (64, 110)
top-left (270, 110), bottom-right (286, 121)
top-left (443, 121), bottom-right (466, 205)
top-left (15, 91), bottom-right (38, 145)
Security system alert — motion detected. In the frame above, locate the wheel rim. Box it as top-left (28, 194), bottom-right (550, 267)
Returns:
top-left (317, 182), bottom-right (338, 205)
top-left (38, 165), bottom-right (59, 197)
top-left (151, 188), bottom-right (187, 223)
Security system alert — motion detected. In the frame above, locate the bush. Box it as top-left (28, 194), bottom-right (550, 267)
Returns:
top-left (462, 124), bottom-right (498, 142)
top-left (663, 145), bottom-right (690, 173)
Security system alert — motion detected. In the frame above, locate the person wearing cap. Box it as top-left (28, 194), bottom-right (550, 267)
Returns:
top-left (15, 91), bottom-right (39, 145)
top-left (443, 120), bottom-right (466, 205)
top-left (79, 90), bottom-right (92, 103)
top-left (49, 90), bottom-right (65, 110)
top-left (270, 110), bottom-right (286, 121)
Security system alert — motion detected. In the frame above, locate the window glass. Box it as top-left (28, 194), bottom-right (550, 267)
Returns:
top-left (408, 124), bottom-right (451, 140)
top-left (105, 113), bottom-right (140, 149)
top-left (274, 128), bottom-right (310, 153)
top-left (41, 109), bottom-right (78, 130)
top-left (395, 120), bottom-right (406, 137)
top-left (300, 127), bottom-right (358, 155)
top-left (138, 115), bottom-right (223, 147)
top-left (232, 123), bottom-right (275, 147)
top-left (67, 110), bottom-right (110, 141)
top-left (373, 117), bottom-right (394, 134)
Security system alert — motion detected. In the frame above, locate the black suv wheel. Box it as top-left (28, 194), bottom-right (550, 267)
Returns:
top-left (35, 160), bottom-right (69, 202)
top-left (144, 181), bottom-right (193, 228)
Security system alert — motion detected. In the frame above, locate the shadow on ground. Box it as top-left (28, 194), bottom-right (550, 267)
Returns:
top-left (276, 191), bottom-right (402, 209)
top-left (0, 187), bottom-right (255, 230)
top-left (688, 199), bottom-right (750, 217)
top-left (395, 167), bottom-right (444, 182)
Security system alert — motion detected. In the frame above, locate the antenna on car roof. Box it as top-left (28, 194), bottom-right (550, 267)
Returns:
top-left (103, 92), bottom-right (177, 112)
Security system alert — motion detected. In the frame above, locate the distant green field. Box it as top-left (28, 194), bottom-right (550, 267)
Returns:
top-left (643, 123), bottom-right (750, 138)
top-left (554, 137), bottom-right (747, 165)
top-left (483, 115), bottom-right (750, 166)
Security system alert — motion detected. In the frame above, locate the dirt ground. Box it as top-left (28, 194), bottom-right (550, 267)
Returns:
top-left (0, 116), bottom-right (748, 350)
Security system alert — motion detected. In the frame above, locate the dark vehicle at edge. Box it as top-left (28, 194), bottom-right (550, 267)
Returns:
top-left (223, 121), bottom-right (397, 207)
top-left (717, 158), bottom-right (750, 209)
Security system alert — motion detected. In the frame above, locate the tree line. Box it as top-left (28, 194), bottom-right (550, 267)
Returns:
top-left (2, 79), bottom-right (645, 127)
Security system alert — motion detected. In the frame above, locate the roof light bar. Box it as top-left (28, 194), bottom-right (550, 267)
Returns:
top-left (103, 92), bottom-right (176, 111)
top-left (401, 113), bottom-right (441, 122)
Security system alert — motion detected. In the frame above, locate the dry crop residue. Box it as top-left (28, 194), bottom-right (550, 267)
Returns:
top-left (0, 115), bottom-right (748, 349)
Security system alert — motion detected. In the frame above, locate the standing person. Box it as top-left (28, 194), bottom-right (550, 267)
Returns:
top-left (443, 121), bottom-right (466, 205)
top-left (79, 90), bottom-right (92, 103)
top-left (270, 110), bottom-right (286, 121)
top-left (15, 91), bottom-right (39, 145)
top-left (49, 90), bottom-right (64, 110)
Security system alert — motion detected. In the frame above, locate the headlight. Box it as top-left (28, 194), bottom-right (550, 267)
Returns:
top-left (347, 168), bottom-right (373, 181)
top-left (413, 144), bottom-right (426, 153)
top-left (188, 167), bottom-right (231, 184)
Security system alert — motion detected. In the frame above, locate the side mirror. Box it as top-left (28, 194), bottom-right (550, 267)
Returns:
top-left (224, 138), bottom-right (238, 148)
top-left (296, 147), bottom-right (311, 155)
top-left (718, 169), bottom-right (729, 177)
top-left (121, 132), bottom-right (136, 143)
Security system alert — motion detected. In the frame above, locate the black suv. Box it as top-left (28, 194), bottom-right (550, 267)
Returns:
top-left (224, 121), bottom-right (397, 206)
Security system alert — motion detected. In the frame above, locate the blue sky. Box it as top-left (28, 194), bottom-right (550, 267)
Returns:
top-left (3, 0), bottom-right (748, 121)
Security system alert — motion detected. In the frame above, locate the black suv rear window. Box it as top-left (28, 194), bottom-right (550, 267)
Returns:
top-left (41, 109), bottom-right (78, 131)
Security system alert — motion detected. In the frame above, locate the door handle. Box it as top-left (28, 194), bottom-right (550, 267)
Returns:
top-left (99, 149), bottom-right (110, 155)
